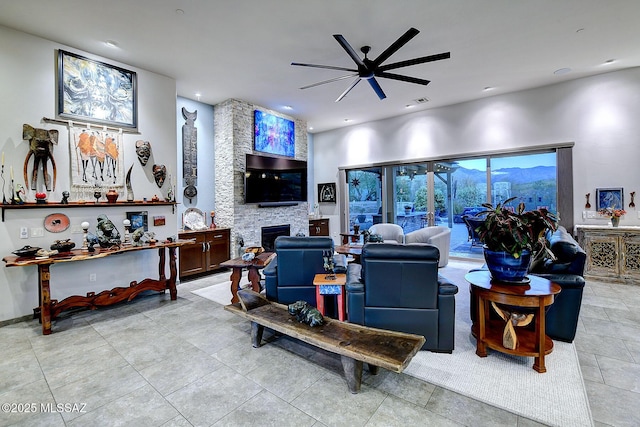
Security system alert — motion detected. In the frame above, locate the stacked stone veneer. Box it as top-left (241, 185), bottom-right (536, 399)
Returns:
top-left (214, 99), bottom-right (309, 257)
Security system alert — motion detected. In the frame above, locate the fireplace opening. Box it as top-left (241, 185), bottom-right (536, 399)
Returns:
top-left (261, 224), bottom-right (291, 252)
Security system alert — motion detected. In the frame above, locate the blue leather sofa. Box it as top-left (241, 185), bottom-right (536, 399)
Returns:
top-left (346, 243), bottom-right (459, 352)
top-left (264, 236), bottom-right (346, 309)
top-left (529, 225), bottom-right (586, 342)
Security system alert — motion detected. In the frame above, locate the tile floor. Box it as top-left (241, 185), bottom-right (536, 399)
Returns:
top-left (1, 264), bottom-right (639, 427)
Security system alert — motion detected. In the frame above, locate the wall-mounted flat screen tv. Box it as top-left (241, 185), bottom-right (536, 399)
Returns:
top-left (245, 153), bottom-right (307, 204)
top-left (254, 110), bottom-right (295, 157)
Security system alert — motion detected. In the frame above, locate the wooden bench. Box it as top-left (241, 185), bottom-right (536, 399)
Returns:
top-left (224, 290), bottom-right (425, 393)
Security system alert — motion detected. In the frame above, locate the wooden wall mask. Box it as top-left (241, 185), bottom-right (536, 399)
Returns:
top-left (153, 164), bottom-right (166, 188)
top-left (135, 140), bottom-right (151, 166)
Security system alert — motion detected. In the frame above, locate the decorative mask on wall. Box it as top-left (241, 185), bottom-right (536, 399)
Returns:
top-left (23, 124), bottom-right (59, 191)
top-left (135, 140), bottom-right (151, 166)
top-left (153, 164), bottom-right (167, 188)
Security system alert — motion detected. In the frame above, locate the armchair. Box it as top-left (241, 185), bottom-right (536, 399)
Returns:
top-left (462, 215), bottom-right (484, 247)
top-left (404, 226), bottom-right (451, 267)
top-left (346, 243), bottom-right (458, 352)
top-left (368, 223), bottom-right (404, 243)
top-left (264, 236), bottom-right (346, 309)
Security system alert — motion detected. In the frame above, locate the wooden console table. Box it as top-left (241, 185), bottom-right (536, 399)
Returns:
top-left (466, 270), bottom-right (561, 373)
top-left (3, 240), bottom-right (190, 335)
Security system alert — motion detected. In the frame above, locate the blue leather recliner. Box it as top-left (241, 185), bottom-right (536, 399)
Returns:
top-left (346, 243), bottom-right (459, 352)
top-left (264, 236), bottom-right (346, 308)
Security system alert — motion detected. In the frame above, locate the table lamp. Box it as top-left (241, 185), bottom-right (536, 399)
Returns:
top-left (81, 221), bottom-right (90, 251)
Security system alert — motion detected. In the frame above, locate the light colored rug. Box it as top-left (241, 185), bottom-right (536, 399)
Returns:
top-left (191, 261), bottom-right (593, 427)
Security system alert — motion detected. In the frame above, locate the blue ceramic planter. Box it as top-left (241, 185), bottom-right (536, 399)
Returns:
top-left (483, 248), bottom-right (531, 283)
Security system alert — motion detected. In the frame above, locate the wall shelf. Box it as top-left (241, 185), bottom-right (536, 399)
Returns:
top-left (2, 201), bottom-right (177, 221)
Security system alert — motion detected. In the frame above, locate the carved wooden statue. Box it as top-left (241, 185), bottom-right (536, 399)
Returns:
top-left (23, 124), bottom-right (58, 191)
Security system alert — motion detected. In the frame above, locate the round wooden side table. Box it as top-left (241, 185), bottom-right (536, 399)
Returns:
top-left (465, 270), bottom-right (561, 373)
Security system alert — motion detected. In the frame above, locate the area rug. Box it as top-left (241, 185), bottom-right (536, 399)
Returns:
top-left (191, 261), bottom-right (593, 426)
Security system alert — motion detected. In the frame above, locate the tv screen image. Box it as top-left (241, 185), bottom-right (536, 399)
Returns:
top-left (245, 153), bottom-right (307, 204)
top-left (254, 110), bottom-right (295, 157)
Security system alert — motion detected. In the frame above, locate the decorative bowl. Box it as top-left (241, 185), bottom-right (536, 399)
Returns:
top-left (12, 245), bottom-right (41, 257)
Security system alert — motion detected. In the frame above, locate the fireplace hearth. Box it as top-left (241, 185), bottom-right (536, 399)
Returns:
top-left (261, 224), bottom-right (291, 252)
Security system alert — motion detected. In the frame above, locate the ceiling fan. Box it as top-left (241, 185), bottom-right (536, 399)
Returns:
top-left (291, 27), bottom-right (450, 102)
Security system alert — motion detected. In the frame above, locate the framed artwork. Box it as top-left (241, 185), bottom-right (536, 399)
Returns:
top-left (596, 188), bottom-right (624, 210)
top-left (254, 110), bottom-right (295, 157)
top-left (318, 182), bottom-right (337, 203)
top-left (57, 50), bottom-right (137, 128)
top-left (127, 211), bottom-right (148, 231)
top-left (69, 127), bottom-right (124, 190)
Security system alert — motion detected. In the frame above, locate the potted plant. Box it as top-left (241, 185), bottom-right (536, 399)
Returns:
top-left (476, 197), bottom-right (557, 282)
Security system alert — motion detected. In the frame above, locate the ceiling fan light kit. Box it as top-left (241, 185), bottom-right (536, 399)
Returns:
top-left (292, 27), bottom-right (450, 102)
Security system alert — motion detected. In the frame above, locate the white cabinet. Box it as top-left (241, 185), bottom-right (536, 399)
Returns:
top-left (575, 225), bottom-right (640, 284)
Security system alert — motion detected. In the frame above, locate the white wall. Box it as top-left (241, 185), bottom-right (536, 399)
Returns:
top-left (0, 26), bottom-right (178, 322)
top-left (313, 67), bottom-right (640, 237)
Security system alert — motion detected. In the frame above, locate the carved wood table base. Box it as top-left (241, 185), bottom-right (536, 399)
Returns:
top-left (4, 241), bottom-right (189, 335)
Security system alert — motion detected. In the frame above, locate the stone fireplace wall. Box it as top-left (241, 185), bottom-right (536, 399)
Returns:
top-left (214, 99), bottom-right (309, 257)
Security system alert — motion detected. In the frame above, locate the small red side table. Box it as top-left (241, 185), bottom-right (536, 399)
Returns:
top-left (313, 273), bottom-right (347, 321)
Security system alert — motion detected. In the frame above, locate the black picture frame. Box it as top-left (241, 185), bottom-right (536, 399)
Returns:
top-left (127, 211), bottom-right (148, 232)
top-left (57, 49), bottom-right (138, 129)
top-left (318, 182), bottom-right (337, 203)
top-left (596, 188), bottom-right (624, 211)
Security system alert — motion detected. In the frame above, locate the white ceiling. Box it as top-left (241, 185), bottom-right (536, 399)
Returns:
top-left (1, 0), bottom-right (639, 133)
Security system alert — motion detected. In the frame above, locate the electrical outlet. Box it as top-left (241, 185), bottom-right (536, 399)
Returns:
top-left (586, 211), bottom-right (597, 219)
top-left (89, 273), bottom-right (97, 282)
top-left (31, 227), bottom-right (44, 237)
top-left (71, 225), bottom-right (83, 234)
top-left (20, 227), bottom-right (28, 239)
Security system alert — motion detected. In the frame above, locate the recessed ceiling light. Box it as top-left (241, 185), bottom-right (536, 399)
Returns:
top-left (308, 126), bottom-right (313, 130)
top-left (176, 9), bottom-right (185, 15)
top-left (344, 118), bottom-right (352, 122)
top-left (282, 105), bottom-right (293, 110)
top-left (576, 28), bottom-right (585, 33)
top-left (483, 86), bottom-right (494, 92)
top-left (603, 59), bottom-right (615, 65)
top-left (554, 68), bottom-right (572, 75)
top-left (105, 40), bottom-right (118, 48)
top-left (405, 104), bottom-right (415, 109)
top-left (195, 92), bottom-right (201, 100)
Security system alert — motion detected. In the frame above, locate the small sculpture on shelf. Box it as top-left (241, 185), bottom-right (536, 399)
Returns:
top-left (322, 249), bottom-right (336, 280)
top-left (125, 164), bottom-right (134, 202)
top-left (60, 191), bottom-right (70, 204)
top-left (95, 214), bottom-right (121, 248)
top-left (210, 211), bottom-right (217, 229)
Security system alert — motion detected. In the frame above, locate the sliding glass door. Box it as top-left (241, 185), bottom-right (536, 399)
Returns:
top-left (342, 149), bottom-right (562, 260)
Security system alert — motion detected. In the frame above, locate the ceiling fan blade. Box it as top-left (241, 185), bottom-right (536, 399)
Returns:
top-left (335, 78), bottom-right (361, 102)
top-left (376, 71), bottom-right (430, 86)
top-left (291, 62), bottom-right (357, 72)
top-left (378, 52), bottom-right (451, 72)
top-left (372, 27), bottom-right (420, 67)
top-left (367, 77), bottom-right (387, 100)
top-left (333, 34), bottom-right (366, 67)
top-left (300, 73), bottom-right (358, 90)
